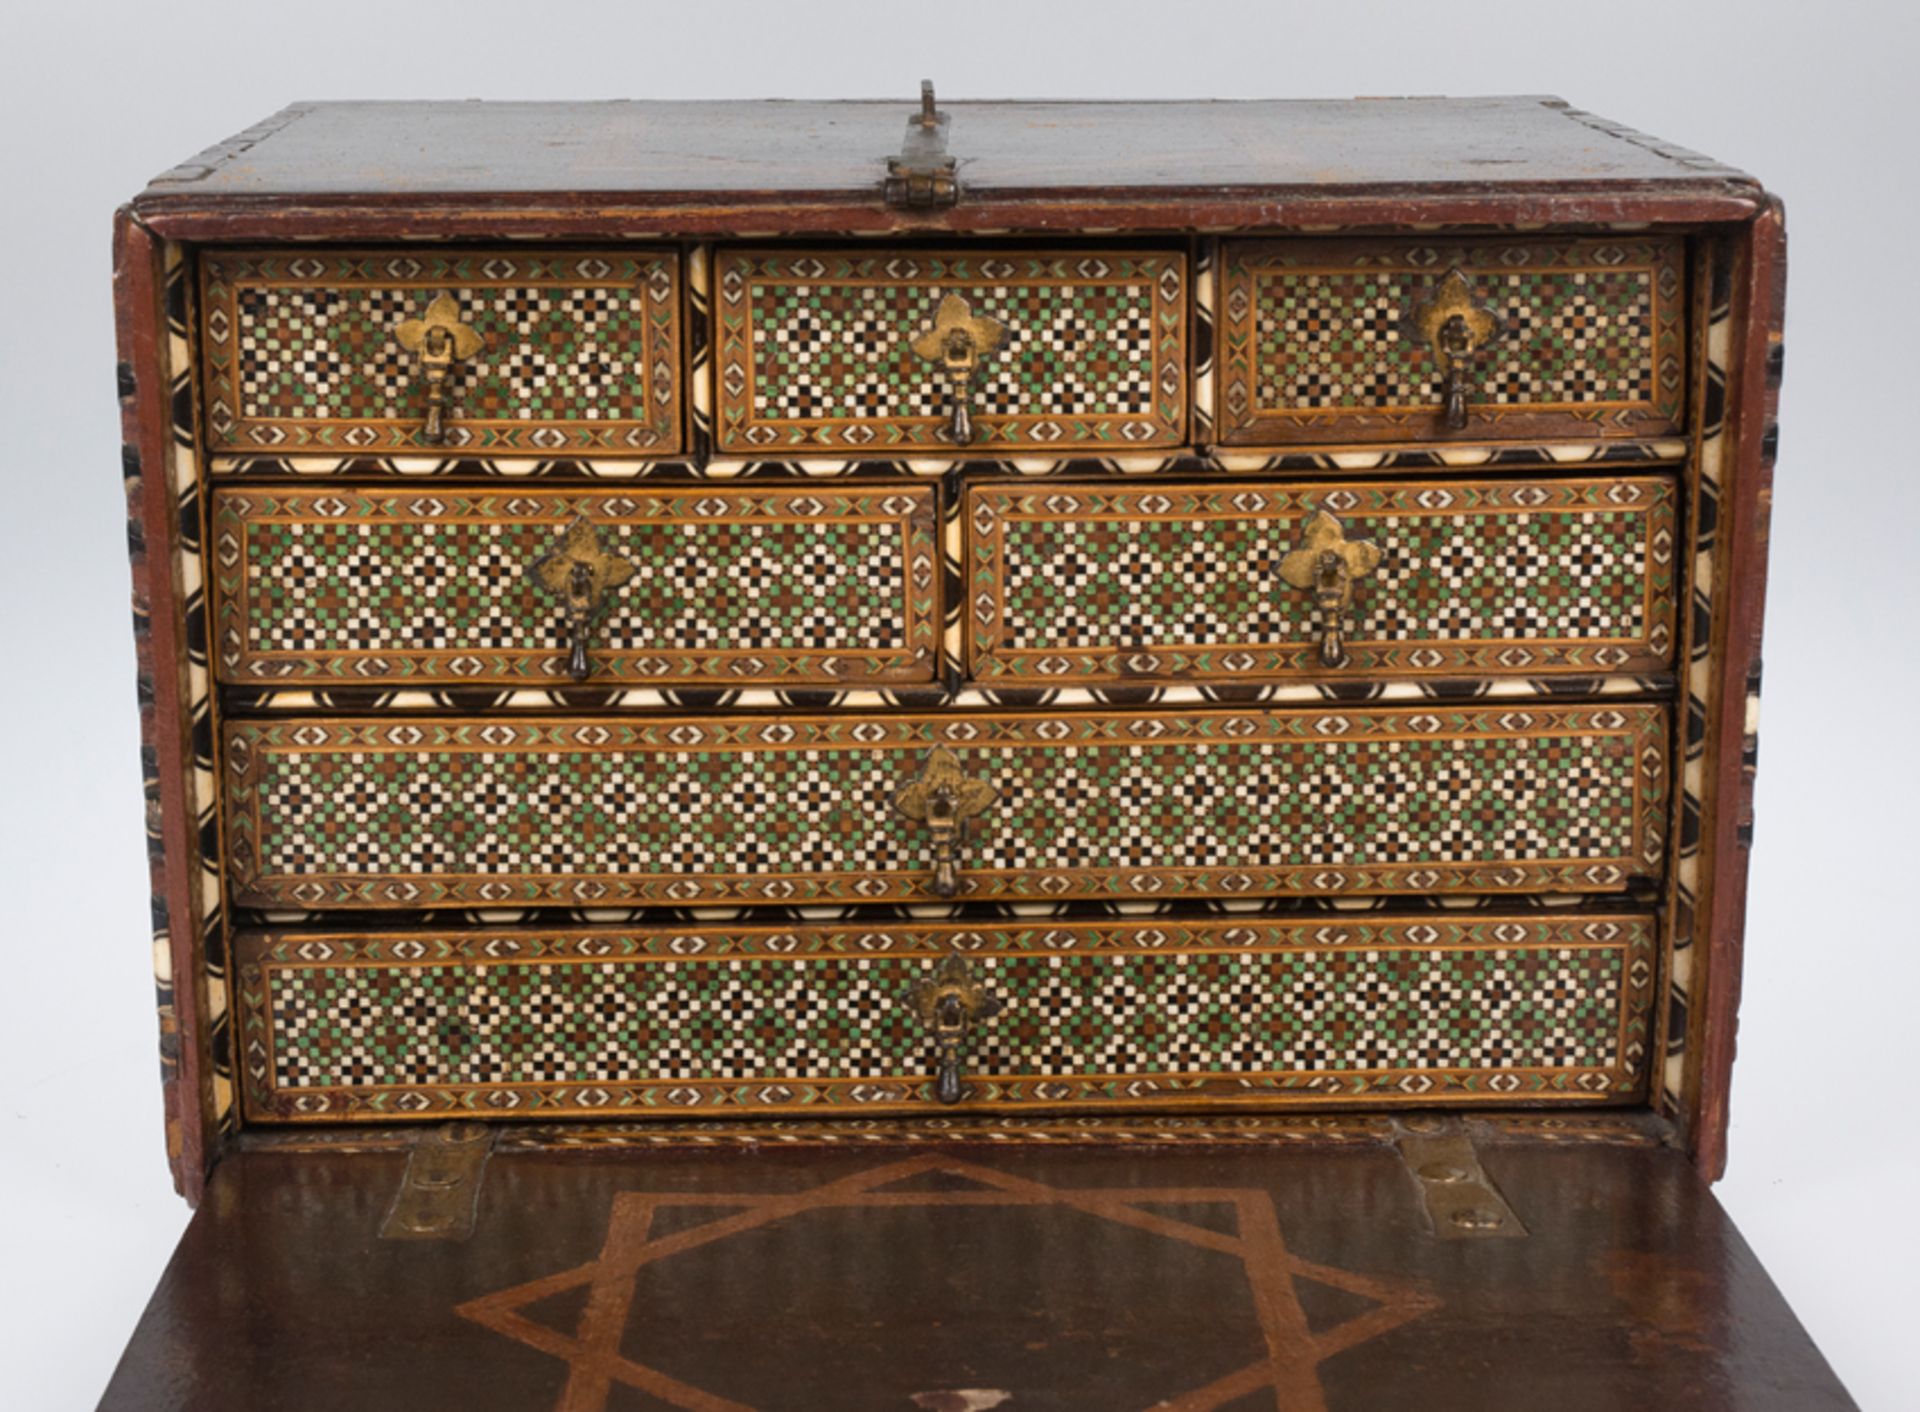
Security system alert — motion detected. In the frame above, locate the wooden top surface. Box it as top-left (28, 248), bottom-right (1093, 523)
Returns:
top-left (129, 96), bottom-right (1763, 239)
top-left (101, 1134), bottom-right (1851, 1411)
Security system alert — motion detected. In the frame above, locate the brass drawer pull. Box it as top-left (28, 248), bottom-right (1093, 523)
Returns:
top-left (907, 954), bottom-right (1001, 1105)
top-left (892, 746), bottom-right (996, 897)
top-left (528, 518), bottom-right (636, 682)
top-left (1279, 510), bottom-right (1382, 668)
top-left (911, 292), bottom-right (1005, 445)
top-left (1408, 269), bottom-right (1502, 430)
top-left (394, 293), bottom-right (484, 445)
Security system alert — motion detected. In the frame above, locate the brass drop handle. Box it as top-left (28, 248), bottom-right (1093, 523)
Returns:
top-left (1407, 269), bottom-right (1502, 432)
top-left (907, 954), bottom-right (1001, 1105)
top-left (910, 292), bottom-right (1006, 445)
top-left (527, 517), bottom-right (636, 682)
top-left (891, 746), bottom-right (997, 898)
top-left (1279, 510), bottom-right (1383, 668)
top-left (393, 293), bottom-right (484, 445)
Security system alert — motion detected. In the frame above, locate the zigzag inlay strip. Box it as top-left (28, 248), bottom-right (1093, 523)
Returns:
top-left (222, 706), bottom-right (1669, 909)
top-left (199, 250), bottom-right (683, 454)
top-left (237, 914), bottom-right (1654, 1120)
top-left (716, 249), bottom-right (1188, 452)
top-left (968, 476), bottom-right (1676, 681)
top-left (211, 487), bottom-right (938, 685)
top-left (1219, 237), bottom-right (1686, 445)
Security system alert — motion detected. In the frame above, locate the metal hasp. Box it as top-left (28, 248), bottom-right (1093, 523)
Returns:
top-left (911, 291), bottom-right (1006, 445)
top-left (527, 516), bottom-right (636, 682)
top-left (393, 292), bottom-right (484, 444)
top-left (1278, 509), bottom-right (1383, 667)
top-left (886, 79), bottom-right (960, 209)
top-left (380, 1122), bottom-right (495, 1241)
top-left (892, 745), bottom-right (997, 897)
top-left (907, 953), bottom-right (1003, 1104)
top-left (1407, 268), bottom-right (1503, 430)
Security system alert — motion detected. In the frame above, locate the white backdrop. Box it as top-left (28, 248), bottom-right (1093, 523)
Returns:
top-left (2, 1), bottom-right (1914, 1405)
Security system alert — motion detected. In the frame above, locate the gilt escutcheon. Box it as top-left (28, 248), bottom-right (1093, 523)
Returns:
top-left (1406, 269), bottom-right (1503, 430)
top-left (1279, 510), bottom-right (1383, 668)
top-left (892, 745), bottom-right (997, 898)
top-left (393, 293), bottom-right (485, 445)
top-left (910, 292), bottom-right (1006, 445)
top-left (527, 517), bottom-right (637, 682)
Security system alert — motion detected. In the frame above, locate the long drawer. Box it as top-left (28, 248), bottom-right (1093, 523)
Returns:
top-left (965, 475), bottom-right (1677, 683)
top-left (236, 912), bottom-right (1655, 1121)
top-left (210, 486), bottom-right (939, 687)
top-left (221, 705), bottom-right (1669, 909)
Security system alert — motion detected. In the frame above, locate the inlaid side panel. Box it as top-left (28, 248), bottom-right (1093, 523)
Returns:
top-left (199, 249), bottom-right (683, 455)
top-left (966, 476), bottom-right (1676, 683)
top-left (221, 706), bottom-right (1669, 909)
top-left (1218, 237), bottom-right (1685, 445)
top-left (237, 913), bottom-right (1654, 1121)
top-left (211, 486), bottom-right (938, 686)
top-left (715, 249), bottom-right (1188, 453)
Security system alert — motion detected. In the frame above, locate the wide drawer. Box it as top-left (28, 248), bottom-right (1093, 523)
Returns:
top-left (199, 248), bottom-right (683, 455)
top-left (1216, 236), bottom-right (1686, 446)
top-left (966, 475), bottom-right (1677, 683)
top-left (714, 248), bottom-right (1188, 454)
top-left (221, 705), bottom-right (1668, 909)
top-left (236, 911), bottom-right (1655, 1121)
top-left (210, 486), bottom-right (938, 687)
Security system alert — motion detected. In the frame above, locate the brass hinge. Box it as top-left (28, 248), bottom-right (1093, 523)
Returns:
top-left (885, 80), bottom-right (960, 209)
top-left (380, 1122), bottom-right (495, 1242)
top-left (1395, 1118), bottom-right (1527, 1240)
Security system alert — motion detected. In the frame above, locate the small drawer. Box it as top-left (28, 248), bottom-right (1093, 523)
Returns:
top-left (966, 475), bottom-right (1676, 684)
top-left (237, 911), bottom-right (1655, 1121)
top-left (714, 247), bottom-right (1188, 454)
top-left (210, 486), bottom-right (937, 687)
top-left (199, 248), bottom-right (684, 455)
top-left (1216, 237), bottom-right (1685, 446)
top-left (222, 704), bottom-right (1668, 909)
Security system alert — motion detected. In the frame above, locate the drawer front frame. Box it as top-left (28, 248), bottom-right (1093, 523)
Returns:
top-left (199, 248), bottom-right (684, 455)
top-left (1216, 236), bottom-right (1686, 446)
top-left (222, 706), bottom-right (1669, 909)
top-left (210, 485), bottom-right (939, 687)
top-left (715, 248), bottom-right (1189, 454)
top-left (965, 475), bottom-right (1678, 684)
top-left (237, 913), bottom-right (1655, 1122)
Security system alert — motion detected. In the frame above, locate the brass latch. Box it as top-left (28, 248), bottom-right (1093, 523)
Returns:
top-left (892, 745), bottom-right (997, 897)
top-left (1278, 509), bottom-right (1383, 667)
top-left (394, 293), bottom-right (484, 445)
top-left (380, 1122), bottom-right (494, 1241)
top-left (907, 954), bottom-right (1002, 1104)
top-left (885, 79), bottom-right (960, 209)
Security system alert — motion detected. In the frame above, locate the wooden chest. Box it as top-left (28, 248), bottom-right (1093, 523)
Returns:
top-left (105, 92), bottom-right (1848, 1409)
